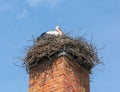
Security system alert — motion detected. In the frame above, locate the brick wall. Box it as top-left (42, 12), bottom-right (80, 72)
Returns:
top-left (29, 56), bottom-right (90, 92)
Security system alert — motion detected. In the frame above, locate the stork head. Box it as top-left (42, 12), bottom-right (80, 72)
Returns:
top-left (55, 26), bottom-right (60, 30)
top-left (55, 25), bottom-right (64, 36)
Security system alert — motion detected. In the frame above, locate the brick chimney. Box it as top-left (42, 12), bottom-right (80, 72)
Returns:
top-left (24, 33), bottom-right (99, 92)
top-left (29, 56), bottom-right (90, 92)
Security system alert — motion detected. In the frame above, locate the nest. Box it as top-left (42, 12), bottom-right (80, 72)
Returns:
top-left (24, 35), bottom-right (100, 73)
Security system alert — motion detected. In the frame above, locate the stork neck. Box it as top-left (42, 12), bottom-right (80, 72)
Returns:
top-left (57, 30), bottom-right (64, 35)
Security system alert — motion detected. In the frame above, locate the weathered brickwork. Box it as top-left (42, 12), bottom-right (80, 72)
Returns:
top-left (29, 56), bottom-right (90, 92)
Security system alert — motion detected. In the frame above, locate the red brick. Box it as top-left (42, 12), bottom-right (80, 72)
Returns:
top-left (29, 56), bottom-right (90, 92)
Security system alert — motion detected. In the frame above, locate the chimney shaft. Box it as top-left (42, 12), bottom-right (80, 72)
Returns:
top-left (29, 56), bottom-right (90, 92)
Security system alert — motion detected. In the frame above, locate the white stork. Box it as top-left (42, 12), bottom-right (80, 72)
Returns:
top-left (41, 26), bottom-right (64, 36)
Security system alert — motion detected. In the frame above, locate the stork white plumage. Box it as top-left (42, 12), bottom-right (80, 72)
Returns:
top-left (55, 26), bottom-right (64, 36)
top-left (41, 26), bottom-right (64, 36)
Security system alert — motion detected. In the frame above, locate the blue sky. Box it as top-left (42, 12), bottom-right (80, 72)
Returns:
top-left (0, 0), bottom-right (120, 92)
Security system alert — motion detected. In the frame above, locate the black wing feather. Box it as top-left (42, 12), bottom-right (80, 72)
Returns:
top-left (41, 32), bottom-right (46, 36)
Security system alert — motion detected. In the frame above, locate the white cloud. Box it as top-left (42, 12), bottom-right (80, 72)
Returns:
top-left (16, 9), bottom-right (29, 20)
top-left (26, 0), bottom-right (64, 8)
top-left (46, 0), bottom-right (64, 7)
top-left (0, 2), bottom-right (13, 12)
top-left (26, 0), bottom-right (42, 7)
